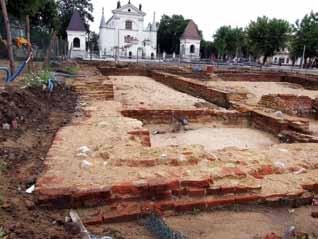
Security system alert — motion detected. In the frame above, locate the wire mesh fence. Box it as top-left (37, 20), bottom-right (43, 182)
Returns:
top-left (0, 14), bottom-right (68, 62)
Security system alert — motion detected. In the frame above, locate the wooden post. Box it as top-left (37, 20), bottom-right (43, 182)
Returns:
top-left (25, 15), bottom-right (32, 71)
top-left (0, 0), bottom-right (15, 73)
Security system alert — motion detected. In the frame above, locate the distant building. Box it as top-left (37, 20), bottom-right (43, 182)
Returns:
top-left (260, 48), bottom-right (302, 66)
top-left (98, 1), bottom-right (157, 59)
top-left (180, 20), bottom-right (201, 60)
top-left (66, 10), bottom-right (87, 59)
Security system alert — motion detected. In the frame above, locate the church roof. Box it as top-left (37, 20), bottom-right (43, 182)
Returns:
top-left (180, 20), bottom-right (201, 40)
top-left (112, 1), bottom-right (145, 16)
top-left (67, 10), bottom-right (86, 32)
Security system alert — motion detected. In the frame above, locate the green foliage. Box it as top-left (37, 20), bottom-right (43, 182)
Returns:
top-left (158, 15), bottom-right (189, 54)
top-left (23, 70), bottom-right (53, 88)
top-left (0, 161), bottom-right (7, 173)
top-left (64, 65), bottom-right (80, 74)
top-left (88, 32), bottom-right (99, 52)
top-left (6, 0), bottom-right (44, 19)
top-left (247, 16), bottom-right (291, 63)
top-left (213, 26), bottom-right (247, 59)
top-left (200, 40), bottom-right (217, 58)
top-left (290, 11), bottom-right (318, 65)
top-left (57, 0), bottom-right (94, 38)
top-left (191, 208), bottom-right (201, 215)
top-left (0, 227), bottom-right (7, 239)
top-left (30, 0), bottom-right (60, 31)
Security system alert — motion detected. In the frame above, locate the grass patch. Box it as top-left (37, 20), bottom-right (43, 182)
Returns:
top-left (0, 227), bottom-right (7, 239)
top-left (0, 161), bottom-right (7, 173)
top-left (23, 69), bottom-right (53, 88)
top-left (63, 65), bottom-right (80, 74)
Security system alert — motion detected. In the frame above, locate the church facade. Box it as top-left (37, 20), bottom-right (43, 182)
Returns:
top-left (180, 20), bottom-right (201, 60)
top-left (99, 1), bottom-right (157, 59)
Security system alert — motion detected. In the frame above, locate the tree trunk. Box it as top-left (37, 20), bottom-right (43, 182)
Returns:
top-left (43, 31), bottom-right (57, 68)
top-left (262, 55), bottom-right (267, 65)
top-left (25, 15), bottom-right (33, 72)
top-left (0, 0), bottom-right (15, 73)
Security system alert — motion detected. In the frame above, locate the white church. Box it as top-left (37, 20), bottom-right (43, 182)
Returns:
top-left (66, 1), bottom-right (202, 60)
top-left (99, 1), bottom-right (158, 59)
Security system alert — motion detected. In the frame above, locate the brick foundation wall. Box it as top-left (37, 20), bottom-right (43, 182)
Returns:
top-left (250, 110), bottom-right (310, 135)
top-left (281, 75), bottom-right (318, 90)
top-left (98, 67), bottom-right (149, 76)
top-left (259, 94), bottom-right (314, 116)
top-left (150, 71), bottom-right (248, 108)
top-left (121, 108), bottom-right (248, 125)
top-left (217, 72), bottom-right (283, 82)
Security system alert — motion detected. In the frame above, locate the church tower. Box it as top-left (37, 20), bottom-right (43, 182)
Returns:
top-left (66, 10), bottom-right (87, 59)
top-left (179, 20), bottom-right (201, 60)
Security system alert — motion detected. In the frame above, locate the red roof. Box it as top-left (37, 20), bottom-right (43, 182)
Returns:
top-left (67, 10), bottom-right (86, 32)
top-left (180, 20), bottom-right (201, 40)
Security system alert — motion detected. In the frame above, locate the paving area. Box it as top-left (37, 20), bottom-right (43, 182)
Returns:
top-left (111, 75), bottom-right (219, 109)
top-left (206, 81), bottom-right (318, 105)
top-left (28, 64), bottom-right (318, 238)
top-left (148, 124), bottom-right (278, 151)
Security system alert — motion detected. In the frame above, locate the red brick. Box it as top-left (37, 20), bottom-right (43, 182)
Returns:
top-left (148, 179), bottom-right (179, 192)
top-left (302, 183), bottom-right (318, 191)
top-left (187, 188), bottom-right (206, 197)
top-left (175, 200), bottom-right (207, 212)
top-left (156, 201), bottom-right (175, 211)
top-left (235, 194), bottom-right (260, 203)
top-left (172, 188), bottom-right (187, 197)
top-left (259, 165), bottom-right (275, 175)
top-left (181, 177), bottom-right (212, 188)
top-left (205, 197), bottom-right (235, 208)
top-left (111, 183), bottom-right (140, 195)
top-left (232, 168), bottom-right (247, 178)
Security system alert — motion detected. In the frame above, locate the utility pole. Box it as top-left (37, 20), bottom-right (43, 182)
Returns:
top-left (0, 0), bottom-right (15, 73)
top-left (301, 45), bottom-right (306, 69)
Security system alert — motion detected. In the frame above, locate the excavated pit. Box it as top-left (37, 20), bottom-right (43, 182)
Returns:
top-left (35, 65), bottom-right (318, 227)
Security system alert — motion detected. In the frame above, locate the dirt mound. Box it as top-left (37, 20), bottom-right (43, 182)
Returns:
top-left (0, 85), bottom-right (78, 239)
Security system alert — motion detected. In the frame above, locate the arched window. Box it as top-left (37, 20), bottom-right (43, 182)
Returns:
top-left (129, 51), bottom-right (132, 58)
top-left (73, 38), bottom-right (80, 48)
top-left (190, 45), bottom-right (195, 54)
top-left (151, 53), bottom-right (155, 60)
top-left (125, 20), bottom-right (132, 30)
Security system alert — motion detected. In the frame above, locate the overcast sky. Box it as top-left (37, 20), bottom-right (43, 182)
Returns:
top-left (90, 0), bottom-right (318, 40)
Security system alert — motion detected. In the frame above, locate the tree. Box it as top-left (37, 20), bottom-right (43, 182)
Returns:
top-left (88, 31), bottom-right (99, 52)
top-left (213, 26), bottom-right (247, 60)
top-left (158, 15), bottom-right (189, 54)
top-left (30, 0), bottom-right (59, 31)
top-left (6, 0), bottom-right (43, 19)
top-left (200, 40), bottom-right (217, 59)
top-left (57, 0), bottom-right (94, 38)
top-left (0, 0), bottom-right (15, 73)
top-left (290, 11), bottom-right (318, 67)
top-left (247, 16), bottom-right (291, 64)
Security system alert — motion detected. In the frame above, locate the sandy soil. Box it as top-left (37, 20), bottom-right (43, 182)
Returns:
top-left (207, 81), bottom-right (318, 105)
top-left (110, 75), bottom-right (219, 109)
top-left (90, 205), bottom-right (318, 239)
top-left (148, 124), bottom-right (278, 152)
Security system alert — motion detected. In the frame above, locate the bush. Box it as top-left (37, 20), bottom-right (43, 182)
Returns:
top-left (23, 69), bottom-right (53, 88)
